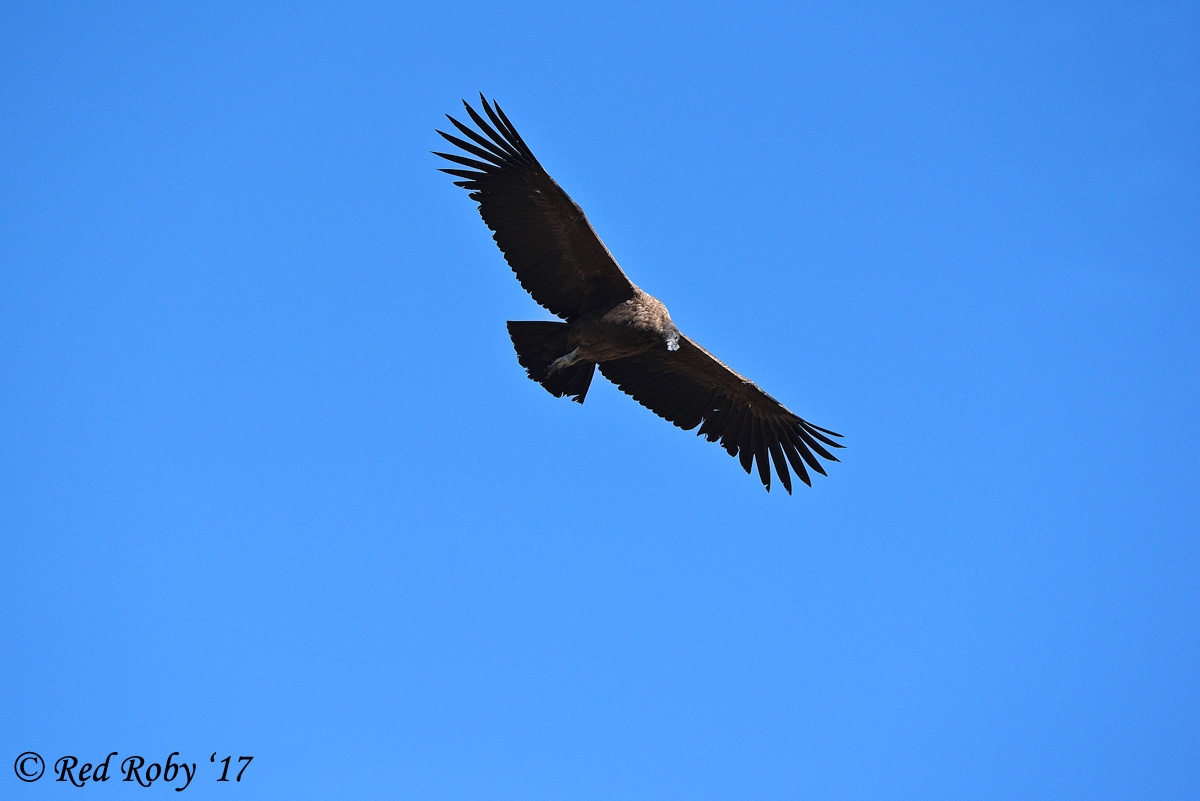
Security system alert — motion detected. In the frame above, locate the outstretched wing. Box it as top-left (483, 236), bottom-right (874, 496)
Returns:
top-left (435, 96), bottom-right (637, 322)
top-left (599, 336), bottom-right (844, 493)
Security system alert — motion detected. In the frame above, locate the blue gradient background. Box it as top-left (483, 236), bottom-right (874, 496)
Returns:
top-left (3, 2), bottom-right (1198, 798)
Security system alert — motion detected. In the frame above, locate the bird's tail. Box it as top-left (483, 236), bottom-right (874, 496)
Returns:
top-left (506, 321), bottom-right (595, 404)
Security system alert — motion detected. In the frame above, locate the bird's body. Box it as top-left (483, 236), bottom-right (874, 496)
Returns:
top-left (436, 96), bottom-right (843, 492)
top-left (566, 290), bottom-right (680, 362)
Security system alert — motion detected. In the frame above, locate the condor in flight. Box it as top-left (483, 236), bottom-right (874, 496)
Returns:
top-left (435, 96), bottom-right (843, 493)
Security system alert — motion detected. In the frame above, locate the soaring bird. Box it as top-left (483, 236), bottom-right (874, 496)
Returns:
top-left (435, 96), bottom-right (843, 493)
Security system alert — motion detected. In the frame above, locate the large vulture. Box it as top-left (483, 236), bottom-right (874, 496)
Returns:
top-left (435, 96), bottom-right (843, 493)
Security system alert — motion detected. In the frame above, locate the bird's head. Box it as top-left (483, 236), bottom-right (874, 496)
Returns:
top-left (662, 324), bottom-right (680, 352)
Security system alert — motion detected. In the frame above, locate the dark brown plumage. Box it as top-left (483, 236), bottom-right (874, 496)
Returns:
top-left (435, 95), bottom-right (843, 492)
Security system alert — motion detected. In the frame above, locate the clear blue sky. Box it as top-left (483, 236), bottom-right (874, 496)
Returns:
top-left (3, 1), bottom-right (1197, 798)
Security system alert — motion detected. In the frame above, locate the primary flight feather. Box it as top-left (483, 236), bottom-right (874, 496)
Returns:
top-left (435, 95), bottom-right (843, 493)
